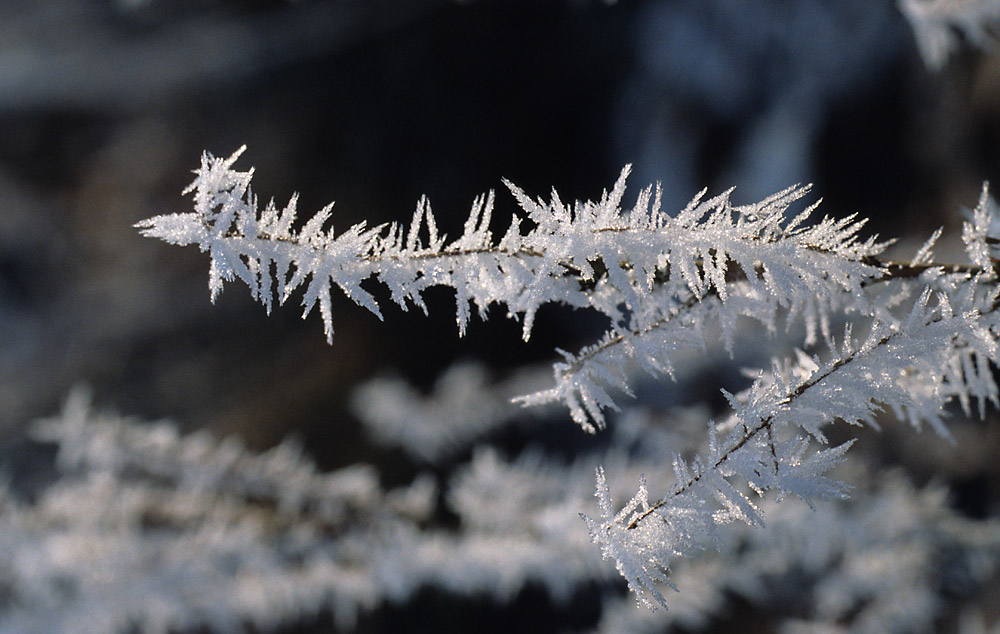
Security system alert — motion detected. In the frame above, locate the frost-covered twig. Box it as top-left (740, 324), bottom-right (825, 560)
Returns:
top-left (591, 471), bottom-right (1000, 634)
top-left (137, 149), bottom-right (1000, 613)
top-left (138, 148), bottom-right (885, 429)
top-left (584, 288), bottom-right (997, 608)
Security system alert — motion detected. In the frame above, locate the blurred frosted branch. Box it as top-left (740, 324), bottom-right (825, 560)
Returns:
top-left (351, 361), bottom-right (556, 462)
top-left (0, 387), bottom-right (436, 633)
top-left (899, 0), bottom-right (1000, 69)
top-left (2, 389), bottom-right (998, 633)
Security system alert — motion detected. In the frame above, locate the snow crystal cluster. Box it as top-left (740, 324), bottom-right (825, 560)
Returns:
top-left (134, 147), bottom-right (1000, 621)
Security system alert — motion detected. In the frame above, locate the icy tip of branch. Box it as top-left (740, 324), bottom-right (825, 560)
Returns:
top-left (584, 466), bottom-right (673, 610)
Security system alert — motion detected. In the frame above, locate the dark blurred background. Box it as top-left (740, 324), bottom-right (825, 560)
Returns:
top-left (0, 0), bottom-right (998, 490)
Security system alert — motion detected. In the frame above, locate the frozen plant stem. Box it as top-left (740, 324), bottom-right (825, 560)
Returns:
top-left (629, 321), bottom-right (922, 531)
top-left (138, 148), bottom-right (1000, 610)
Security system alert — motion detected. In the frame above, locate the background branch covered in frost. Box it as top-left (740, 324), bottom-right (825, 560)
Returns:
top-left (899, 0), bottom-right (1000, 70)
top-left (3, 384), bottom-right (999, 633)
